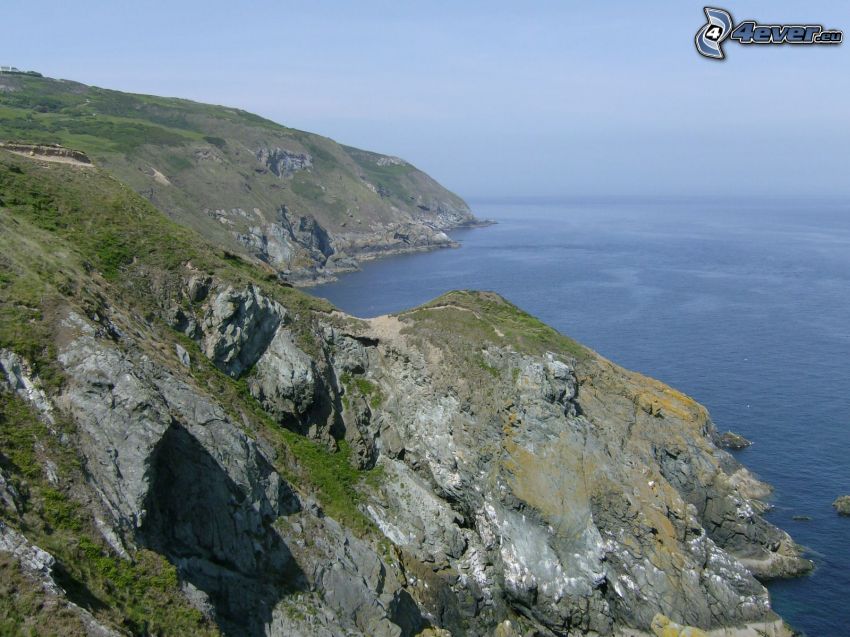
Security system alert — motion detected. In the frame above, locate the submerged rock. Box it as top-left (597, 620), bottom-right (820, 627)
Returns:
top-left (717, 430), bottom-right (753, 449)
top-left (833, 496), bottom-right (850, 516)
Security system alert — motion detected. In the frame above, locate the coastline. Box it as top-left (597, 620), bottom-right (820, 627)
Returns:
top-left (307, 200), bottom-right (833, 634)
top-left (292, 217), bottom-right (497, 287)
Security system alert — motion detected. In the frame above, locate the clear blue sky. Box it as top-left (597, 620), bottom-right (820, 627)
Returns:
top-left (4, 1), bottom-right (849, 197)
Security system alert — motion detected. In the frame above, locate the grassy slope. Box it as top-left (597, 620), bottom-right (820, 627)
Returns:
top-left (0, 74), bottom-right (471, 257)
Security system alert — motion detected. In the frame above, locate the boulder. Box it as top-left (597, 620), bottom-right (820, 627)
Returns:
top-left (175, 343), bottom-right (191, 368)
top-left (651, 613), bottom-right (708, 637)
top-left (717, 430), bottom-right (752, 449)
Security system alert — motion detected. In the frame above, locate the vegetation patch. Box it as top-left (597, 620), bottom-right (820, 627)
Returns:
top-left (0, 113), bottom-right (192, 154)
top-left (291, 172), bottom-right (326, 201)
top-left (400, 290), bottom-right (587, 360)
top-left (0, 552), bottom-right (91, 636)
top-left (0, 155), bottom-right (206, 279)
top-left (340, 372), bottom-right (384, 409)
top-left (203, 135), bottom-right (226, 149)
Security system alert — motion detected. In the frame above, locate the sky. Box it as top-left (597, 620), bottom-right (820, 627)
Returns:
top-left (4, 1), bottom-right (849, 198)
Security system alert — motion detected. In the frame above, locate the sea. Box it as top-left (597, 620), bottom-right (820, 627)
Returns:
top-left (311, 197), bottom-right (850, 636)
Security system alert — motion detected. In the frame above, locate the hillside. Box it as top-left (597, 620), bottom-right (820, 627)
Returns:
top-left (0, 145), bottom-right (810, 636)
top-left (0, 73), bottom-right (482, 283)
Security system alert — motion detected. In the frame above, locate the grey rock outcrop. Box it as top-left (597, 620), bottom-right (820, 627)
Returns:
top-left (250, 327), bottom-right (317, 419)
top-left (235, 206), bottom-right (335, 274)
top-left (833, 496), bottom-right (850, 516)
top-left (175, 343), bottom-right (191, 367)
top-left (200, 284), bottom-right (285, 377)
top-left (256, 147), bottom-right (312, 177)
top-left (354, 334), bottom-right (781, 634)
top-left (0, 522), bottom-right (60, 593)
top-left (0, 468), bottom-right (21, 515)
top-left (0, 348), bottom-right (55, 424)
top-left (52, 306), bottom-right (413, 636)
top-left (280, 207), bottom-right (334, 260)
top-left (717, 430), bottom-right (752, 449)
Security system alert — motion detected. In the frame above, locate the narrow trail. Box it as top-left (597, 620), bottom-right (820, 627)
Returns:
top-left (0, 143), bottom-right (93, 167)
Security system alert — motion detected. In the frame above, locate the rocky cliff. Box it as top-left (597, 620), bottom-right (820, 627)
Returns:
top-left (0, 152), bottom-right (810, 636)
top-left (0, 74), bottom-right (485, 285)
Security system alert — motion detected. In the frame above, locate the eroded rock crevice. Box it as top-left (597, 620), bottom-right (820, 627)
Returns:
top-left (139, 421), bottom-right (304, 635)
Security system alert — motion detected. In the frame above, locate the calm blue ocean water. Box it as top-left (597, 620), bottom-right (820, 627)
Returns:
top-left (311, 198), bottom-right (850, 636)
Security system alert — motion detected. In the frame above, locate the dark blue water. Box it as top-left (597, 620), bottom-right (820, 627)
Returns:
top-left (311, 198), bottom-right (850, 636)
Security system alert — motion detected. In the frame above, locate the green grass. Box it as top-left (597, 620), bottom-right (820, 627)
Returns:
top-left (0, 181), bottom-right (95, 393)
top-left (0, 392), bottom-right (56, 479)
top-left (291, 172), bottom-right (326, 201)
top-left (0, 75), bottom-right (278, 138)
top-left (475, 355), bottom-right (502, 379)
top-left (400, 290), bottom-right (587, 360)
top-left (203, 135), bottom-right (226, 149)
top-left (275, 432), bottom-right (382, 535)
top-left (0, 156), bottom-right (207, 279)
top-left (0, 74), bottom-right (283, 159)
top-left (0, 304), bottom-right (63, 393)
top-left (0, 112), bottom-right (194, 154)
top-left (41, 487), bottom-right (84, 533)
top-left (354, 162), bottom-right (412, 202)
top-left (340, 372), bottom-right (384, 409)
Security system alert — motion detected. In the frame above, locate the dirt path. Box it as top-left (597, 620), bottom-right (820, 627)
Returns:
top-left (1, 144), bottom-right (93, 168)
top-left (368, 314), bottom-right (404, 341)
top-left (4, 150), bottom-right (94, 167)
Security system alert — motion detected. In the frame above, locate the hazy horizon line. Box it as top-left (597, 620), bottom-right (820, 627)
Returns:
top-left (465, 193), bottom-right (850, 205)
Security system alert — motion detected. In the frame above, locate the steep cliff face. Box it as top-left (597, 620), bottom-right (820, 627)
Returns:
top-left (0, 74), bottom-right (484, 284)
top-left (0, 154), bottom-right (809, 636)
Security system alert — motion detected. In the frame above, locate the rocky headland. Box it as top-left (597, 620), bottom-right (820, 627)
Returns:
top-left (0, 153), bottom-right (812, 636)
